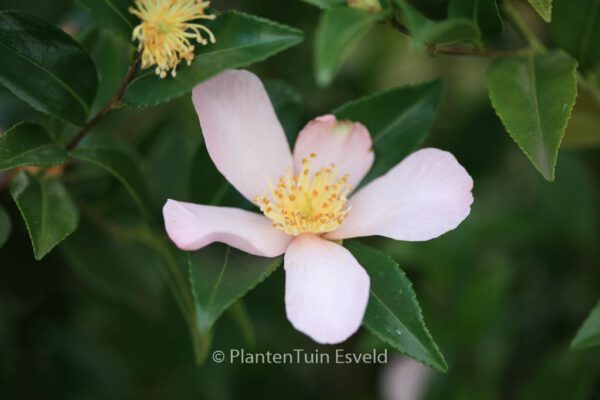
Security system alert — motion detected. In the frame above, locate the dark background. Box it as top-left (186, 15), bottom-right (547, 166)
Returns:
top-left (0, 0), bottom-right (599, 399)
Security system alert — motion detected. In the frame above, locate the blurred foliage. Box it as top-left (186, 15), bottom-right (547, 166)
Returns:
top-left (0, 0), bottom-right (599, 399)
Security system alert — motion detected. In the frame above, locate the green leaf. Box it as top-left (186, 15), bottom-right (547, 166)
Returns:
top-left (526, 0), bottom-right (553, 22)
top-left (571, 299), bottom-right (600, 349)
top-left (123, 11), bottom-right (303, 107)
top-left (301, 0), bottom-right (346, 9)
top-left (188, 244), bottom-right (282, 333)
top-left (0, 123), bottom-right (67, 170)
top-left (10, 171), bottom-right (79, 260)
top-left (75, 0), bottom-right (137, 40)
top-left (82, 27), bottom-right (131, 113)
top-left (60, 216), bottom-right (164, 313)
top-left (396, 0), bottom-right (480, 47)
top-left (71, 144), bottom-right (149, 213)
top-left (189, 143), bottom-right (245, 208)
top-left (486, 50), bottom-right (578, 181)
top-left (0, 11), bottom-right (98, 125)
top-left (345, 240), bottom-right (447, 372)
top-left (552, 0), bottom-right (600, 70)
top-left (314, 7), bottom-right (384, 86)
top-left (265, 80), bottom-right (304, 144)
top-left (448, 0), bottom-right (503, 38)
top-left (333, 80), bottom-right (443, 185)
top-left (0, 205), bottom-right (10, 249)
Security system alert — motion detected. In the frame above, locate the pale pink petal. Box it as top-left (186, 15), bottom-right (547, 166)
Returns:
top-left (327, 148), bottom-right (473, 241)
top-left (380, 356), bottom-right (431, 400)
top-left (163, 199), bottom-right (292, 257)
top-left (284, 234), bottom-right (370, 344)
top-left (293, 114), bottom-right (374, 189)
top-left (192, 70), bottom-right (292, 202)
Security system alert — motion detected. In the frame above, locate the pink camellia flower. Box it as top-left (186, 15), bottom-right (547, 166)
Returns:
top-left (163, 69), bottom-right (474, 344)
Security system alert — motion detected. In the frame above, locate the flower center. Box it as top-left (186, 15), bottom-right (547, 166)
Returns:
top-left (130, 0), bottom-right (216, 78)
top-left (255, 154), bottom-right (352, 236)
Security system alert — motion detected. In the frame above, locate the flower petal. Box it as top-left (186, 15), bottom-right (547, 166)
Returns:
top-left (328, 148), bottom-right (473, 241)
top-left (163, 199), bottom-right (292, 257)
top-left (284, 234), bottom-right (370, 344)
top-left (192, 70), bottom-right (292, 202)
top-left (293, 115), bottom-right (374, 189)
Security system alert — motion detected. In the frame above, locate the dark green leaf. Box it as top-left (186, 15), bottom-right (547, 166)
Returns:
top-left (60, 216), bottom-right (164, 313)
top-left (526, 0), bottom-right (553, 22)
top-left (71, 144), bottom-right (150, 213)
top-left (0, 11), bottom-right (98, 124)
top-left (552, 0), bottom-right (600, 70)
top-left (0, 123), bottom-right (67, 170)
top-left (10, 171), bottom-right (79, 260)
top-left (396, 0), bottom-right (480, 47)
top-left (265, 79), bottom-right (304, 144)
top-left (486, 50), bottom-right (578, 181)
top-left (189, 143), bottom-right (246, 208)
top-left (123, 11), bottom-right (303, 107)
top-left (448, 0), bottom-right (503, 38)
top-left (314, 7), bottom-right (384, 86)
top-left (82, 28), bottom-right (131, 113)
top-left (188, 244), bottom-right (282, 333)
top-left (0, 205), bottom-right (10, 249)
top-left (571, 299), bottom-right (600, 349)
top-left (75, 0), bottom-right (137, 40)
top-left (334, 80), bottom-right (443, 185)
top-left (346, 240), bottom-right (447, 372)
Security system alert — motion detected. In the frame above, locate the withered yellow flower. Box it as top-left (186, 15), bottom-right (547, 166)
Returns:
top-left (129, 0), bottom-right (216, 78)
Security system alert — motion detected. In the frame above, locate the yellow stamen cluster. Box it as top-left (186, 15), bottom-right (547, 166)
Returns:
top-left (130, 0), bottom-right (216, 78)
top-left (255, 154), bottom-right (352, 236)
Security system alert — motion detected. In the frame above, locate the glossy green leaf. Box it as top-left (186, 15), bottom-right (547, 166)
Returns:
top-left (301, 0), bottom-right (345, 9)
top-left (552, 0), bottom-right (600, 69)
top-left (60, 216), bottom-right (164, 313)
top-left (71, 144), bottom-right (149, 213)
top-left (0, 11), bottom-right (98, 124)
top-left (346, 240), bottom-right (447, 372)
top-left (75, 0), bottom-right (137, 40)
top-left (314, 7), bottom-right (383, 86)
top-left (265, 79), bottom-right (304, 144)
top-left (0, 123), bottom-right (67, 170)
top-left (82, 28), bottom-right (131, 113)
top-left (0, 205), bottom-right (10, 249)
top-left (571, 299), bottom-right (600, 349)
top-left (10, 171), bottom-right (79, 260)
top-left (188, 244), bottom-right (282, 333)
top-left (448, 0), bottom-right (503, 38)
top-left (486, 50), bottom-right (578, 181)
top-left (334, 80), bottom-right (443, 185)
top-left (123, 11), bottom-right (303, 107)
top-left (396, 0), bottom-right (480, 47)
top-left (527, 0), bottom-right (553, 22)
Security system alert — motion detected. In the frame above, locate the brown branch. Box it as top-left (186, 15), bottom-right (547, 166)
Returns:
top-left (428, 44), bottom-right (530, 58)
top-left (66, 54), bottom-right (141, 151)
top-left (385, 19), bottom-right (530, 58)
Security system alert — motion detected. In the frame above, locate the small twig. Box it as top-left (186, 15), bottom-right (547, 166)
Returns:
top-left (66, 54), bottom-right (141, 151)
top-left (385, 16), bottom-right (530, 58)
top-left (428, 44), bottom-right (530, 57)
top-left (387, 19), bottom-right (410, 35)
